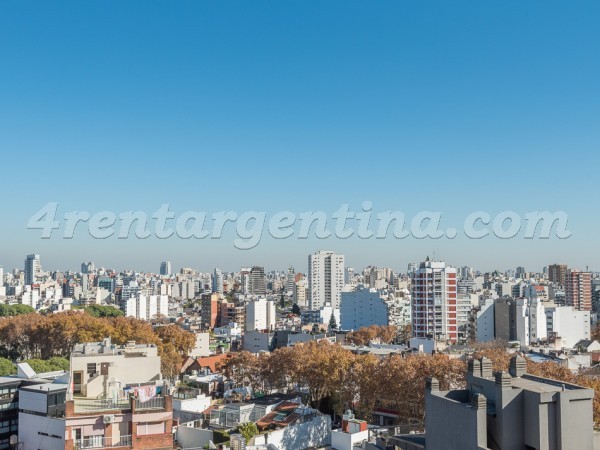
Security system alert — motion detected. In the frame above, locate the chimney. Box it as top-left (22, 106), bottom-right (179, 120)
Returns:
top-left (426, 377), bottom-right (439, 392)
top-left (495, 371), bottom-right (512, 387)
top-left (509, 355), bottom-right (527, 377)
top-left (471, 393), bottom-right (487, 409)
top-left (469, 358), bottom-right (481, 376)
top-left (480, 357), bottom-right (493, 378)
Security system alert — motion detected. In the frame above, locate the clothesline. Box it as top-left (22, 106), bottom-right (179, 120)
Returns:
top-left (124, 385), bottom-right (162, 402)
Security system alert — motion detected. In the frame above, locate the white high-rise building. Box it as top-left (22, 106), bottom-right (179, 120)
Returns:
top-left (411, 258), bottom-right (458, 342)
top-left (308, 251), bottom-right (345, 309)
top-left (546, 306), bottom-right (591, 348)
top-left (120, 281), bottom-right (140, 303)
top-left (294, 277), bottom-right (308, 307)
top-left (240, 268), bottom-right (251, 295)
top-left (476, 298), bottom-right (495, 343)
top-left (24, 254), bottom-right (41, 286)
top-left (245, 298), bottom-right (276, 331)
top-left (125, 294), bottom-right (168, 320)
top-left (345, 267), bottom-right (355, 284)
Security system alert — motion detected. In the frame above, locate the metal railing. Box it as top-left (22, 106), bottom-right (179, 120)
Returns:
top-left (74, 398), bottom-right (131, 413)
top-left (75, 434), bottom-right (132, 449)
top-left (134, 396), bottom-right (165, 410)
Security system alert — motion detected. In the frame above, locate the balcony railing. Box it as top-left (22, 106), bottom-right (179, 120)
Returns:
top-left (134, 396), bottom-right (165, 411)
top-left (75, 434), bottom-right (132, 449)
top-left (74, 398), bottom-right (131, 413)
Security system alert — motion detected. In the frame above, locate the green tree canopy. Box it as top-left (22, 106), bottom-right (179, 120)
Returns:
top-left (0, 358), bottom-right (16, 376)
top-left (0, 304), bottom-right (36, 316)
top-left (237, 422), bottom-right (258, 442)
top-left (328, 313), bottom-right (337, 330)
top-left (84, 305), bottom-right (124, 318)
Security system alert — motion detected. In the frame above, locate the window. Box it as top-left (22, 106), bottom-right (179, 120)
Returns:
top-left (87, 363), bottom-right (97, 375)
top-left (137, 421), bottom-right (165, 436)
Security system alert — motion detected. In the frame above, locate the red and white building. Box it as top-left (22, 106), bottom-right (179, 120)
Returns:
top-left (565, 270), bottom-right (592, 311)
top-left (411, 259), bottom-right (458, 342)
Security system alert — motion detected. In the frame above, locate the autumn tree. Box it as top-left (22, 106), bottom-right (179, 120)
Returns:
top-left (0, 312), bottom-right (193, 377)
top-left (221, 351), bottom-right (264, 393)
top-left (346, 325), bottom-right (398, 346)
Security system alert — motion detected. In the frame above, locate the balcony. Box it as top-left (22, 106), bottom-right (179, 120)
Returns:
top-left (73, 398), bottom-right (131, 414)
top-left (75, 434), bottom-right (132, 449)
top-left (134, 396), bottom-right (165, 411)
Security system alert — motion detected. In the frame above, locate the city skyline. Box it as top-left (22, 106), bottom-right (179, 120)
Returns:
top-left (0, 249), bottom-right (596, 277)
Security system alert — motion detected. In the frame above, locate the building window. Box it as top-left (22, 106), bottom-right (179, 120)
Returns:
top-left (87, 363), bottom-right (97, 375)
top-left (137, 421), bottom-right (165, 436)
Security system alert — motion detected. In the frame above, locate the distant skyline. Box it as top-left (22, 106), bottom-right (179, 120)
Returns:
top-left (1, 2), bottom-right (599, 271)
top-left (0, 246), bottom-right (595, 276)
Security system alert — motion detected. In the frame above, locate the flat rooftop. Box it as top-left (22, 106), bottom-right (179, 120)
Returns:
top-left (511, 374), bottom-right (585, 393)
top-left (21, 383), bottom-right (68, 393)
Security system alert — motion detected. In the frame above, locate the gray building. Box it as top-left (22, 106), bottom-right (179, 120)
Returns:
top-left (250, 266), bottom-right (266, 296)
top-left (420, 355), bottom-right (595, 450)
top-left (160, 261), bottom-right (171, 276)
top-left (24, 253), bottom-right (41, 285)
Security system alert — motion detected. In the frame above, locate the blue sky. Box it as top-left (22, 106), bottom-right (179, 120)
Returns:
top-left (0, 1), bottom-right (599, 274)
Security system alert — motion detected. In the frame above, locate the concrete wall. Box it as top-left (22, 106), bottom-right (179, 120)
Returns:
top-left (331, 429), bottom-right (369, 449)
top-left (340, 287), bottom-right (389, 330)
top-left (189, 332), bottom-right (211, 358)
top-left (547, 307), bottom-right (591, 348)
top-left (176, 425), bottom-right (213, 449)
top-left (264, 415), bottom-right (331, 450)
top-left (19, 389), bottom-right (48, 414)
top-left (243, 330), bottom-right (274, 353)
top-left (173, 395), bottom-right (211, 414)
top-left (19, 413), bottom-right (65, 450)
top-left (425, 390), bottom-right (487, 450)
top-left (476, 299), bottom-right (495, 343)
top-left (72, 351), bottom-right (161, 398)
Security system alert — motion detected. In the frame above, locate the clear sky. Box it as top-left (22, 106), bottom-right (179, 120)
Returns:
top-left (0, 1), bottom-right (599, 274)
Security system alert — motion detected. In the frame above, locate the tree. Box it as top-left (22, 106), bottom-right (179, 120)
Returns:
top-left (346, 325), bottom-right (398, 346)
top-left (84, 305), bottom-right (124, 318)
top-left (222, 351), bottom-right (264, 393)
top-left (398, 324), bottom-right (412, 344)
top-left (291, 303), bottom-right (301, 316)
top-left (0, 358), bottom-right (15, 376)
top-left (237, 422), bottom-right (258, 442)
top-left (46, 356), bottom-right (70, 372)
top-left (155, 325), bottom-right (196, 355)
top-left (0, 313), bottom-right (193, 377)
top-left (0, 304), bottom-right (35, 316)
top-left (328, 313), bottom-right (337, 330)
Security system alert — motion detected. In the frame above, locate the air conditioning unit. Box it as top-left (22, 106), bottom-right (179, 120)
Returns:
top-left (103, 415), bottom-right (115, 424)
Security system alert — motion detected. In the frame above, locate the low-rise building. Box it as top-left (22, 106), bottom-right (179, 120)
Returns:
top-left (19, 338), bottom-right (173, 450)
top-left (414, 355), bottom-right (595, 450)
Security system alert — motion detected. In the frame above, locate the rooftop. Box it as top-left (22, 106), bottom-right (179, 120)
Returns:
top-left (72, 337), bottom-right (158, 357)
top-left (21, 383), bottom-right (68, 393)
top-left (510, 374), bottom-right (584, 394)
